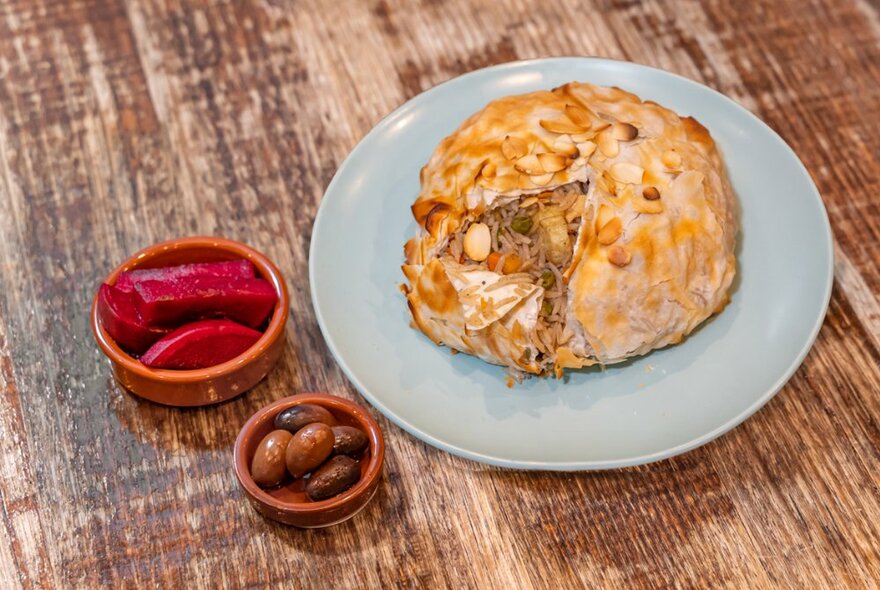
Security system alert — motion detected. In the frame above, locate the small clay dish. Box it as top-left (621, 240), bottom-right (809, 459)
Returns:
top-left (234, 394), bottom-right (385, 528)
top-left (91, 236), bottom-right (289, 407)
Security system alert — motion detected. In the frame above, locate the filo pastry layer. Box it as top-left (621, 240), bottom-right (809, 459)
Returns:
top-left (402, 82), bottom-right (737, 376)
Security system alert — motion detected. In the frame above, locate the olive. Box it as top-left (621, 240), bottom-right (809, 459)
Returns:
top-left (541, 299), bottom-right (553, 316)
top-left (306, 456), bottom-right (361, 501)
top-left (511, 216), bottom-right (533, 234)
top-left (274, 404), bottom-right (337, 434)
top-left (250, 429), bottom-right (293, 488)
top-left (332, 426), bottom-right (368, 456)
top-left (540, 270), bottom-right (556, 289)
top-left (285, 423), bottom-right (335, 478)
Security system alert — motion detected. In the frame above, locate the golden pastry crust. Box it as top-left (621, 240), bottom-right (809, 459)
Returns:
top-left (403, 82), bottom-right (737, 375)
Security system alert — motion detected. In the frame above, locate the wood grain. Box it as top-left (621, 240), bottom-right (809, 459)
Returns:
top-left (1, 0), bottom-right (878, 587)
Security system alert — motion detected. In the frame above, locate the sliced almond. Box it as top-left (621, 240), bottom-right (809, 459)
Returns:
top-left (463, 223), bottom-right (491, 261)
top-left (597, 217), bottom-right (623, 245)
top-left (520, 196), bottom-right (539, 208)
top-left (502, 136), bottom-right (528, 160)
top-left (597, 130), bottom-right (619, 158)
top-left (642, 186), bottom-right (660, 200)
top-left (552, 135), bottom-right (579, 157)
top-left (611, 122), bottom-right (638, 141)
top-left (569, 157), bottom-right (586, 171)
top-left (617, 184), bottom-right (635, 200)
top-left (570, 131), bottom-right (595, 143)
top-left (577, 141), bottom-right (597, 158)
top-left (530, 173), bottom-right (554, 186)
top-left (634, 198), bottom-right (664, 214)
top-left (539, 118), bottom-right (588, 135)
top-left (609, 162), bottom-right (644, 184)
top-left (607, 245), bottom-right (632, 267)
top-left (514, 154), bottom-right (544, 175)
top-left (481, 162), bottom-right (497, 179)
top-left (596, 173), bottom-right (617, 196)
top-left (594, 122), bottom-right (611, 132)
top-left (537, 152), bottom-right (569, 173)
top-left (566, 193), bottom-right (586, 222)
top-left (595, 204), bottom-right (614, 231)
top-left (662, 149), bottom-right (682, 169)
top-left (564, 104), bottom-right (594, 128)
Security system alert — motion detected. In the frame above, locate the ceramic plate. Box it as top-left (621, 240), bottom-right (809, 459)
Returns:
top-left (309, 58), bottom-right (832, 470)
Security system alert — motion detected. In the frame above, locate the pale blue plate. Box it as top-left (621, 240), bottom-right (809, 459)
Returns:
top-left (309, 58), bottom-right (833, 470)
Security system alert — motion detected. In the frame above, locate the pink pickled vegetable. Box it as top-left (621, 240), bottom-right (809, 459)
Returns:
top-left (140, 319), bottom-right (262, 369)
top-left (133, 276), bottom-right (277, 328)
top-left (116, 260), bottom-right (255, 292)
top-left (96, 284), bottom-right (170, 353)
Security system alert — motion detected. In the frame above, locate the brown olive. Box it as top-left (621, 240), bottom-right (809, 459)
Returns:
top-left (250, 429), bottom-right (293, 488)
top-left (332, 426), bottom-right (368, 456)
top-left (274, 404), bottom-right (337, 433)
top-left (306, 456), bottom-right (360, 501)
top-left (285, 423), bottom-right (334, 478)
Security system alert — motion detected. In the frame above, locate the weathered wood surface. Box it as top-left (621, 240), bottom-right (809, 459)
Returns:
top-left (0, 0), bottom-right (878, 587)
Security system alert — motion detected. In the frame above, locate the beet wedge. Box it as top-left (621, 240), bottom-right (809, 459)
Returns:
top-left (96, 284), bottom-right (171, 354)
top-left (140, 319), bottom-right (263, 369)
top-left (133, 276), bottom-right (277, 328)
top-left (116, 260), bottom-right (255, 292)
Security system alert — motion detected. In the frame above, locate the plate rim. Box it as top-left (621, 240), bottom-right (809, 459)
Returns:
top-left (309, 57), bottom-right (834, 471)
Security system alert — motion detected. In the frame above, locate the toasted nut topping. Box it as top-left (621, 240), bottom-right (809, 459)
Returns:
top-left (662, 149), bottom-right (682, 169)
top-left (596, 173), bottom-right (617, 196)
top-left (530, 172), bottom-right (554, 186)
top-left (537, 152), bottom-right (568, 173)
top-left (607, 245), bottom-right (632, 267)
top-left (597, 217), bottom-right (623, 245)
top-left (597, 130), bottom-right (619, 157)
top-left (502, 136), bottom-right (528, 160)
top-left (539, 118), bottom-right (588, 135)
top-left (552, 135), bottom-right (579, 157)
top-left (566, 193), bottom-right (586, 222)
top-left (609, 162), bottom-right (645, 184)
top-left (463, 223), bottom-right (491, 261)
top-left (481, 162), bottom-right (497, 178)
top-left (611, 122), bottom-right (638, 141)
top-left (570, 131), bottom-right (596, 143)
top-left (519, 196), bottom-right (539, 208)
top-left (577, 141), bottom-right (597, 158)
top-left (514, 154), bottom-right (544, 175)
top-left (595, 203), bottom-right (614, 230)
top-left (634, 198), bottom-right (664, 214)
top-left (642, 186), bottom-right (660, 200)
top-left (564, 104), bottom-right (594, 128)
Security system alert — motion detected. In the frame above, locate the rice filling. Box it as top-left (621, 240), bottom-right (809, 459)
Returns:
top-left (443, 181), bottom-right (588, 372)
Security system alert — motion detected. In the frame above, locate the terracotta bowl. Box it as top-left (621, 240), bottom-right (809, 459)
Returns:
top-left (234, 394), bottom-right (385, 528)
top-left (91, 236), bottom-right (289, 407)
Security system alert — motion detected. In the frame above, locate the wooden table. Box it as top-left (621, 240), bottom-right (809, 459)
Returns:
top-left (1, 0), bottom-right (878, 587)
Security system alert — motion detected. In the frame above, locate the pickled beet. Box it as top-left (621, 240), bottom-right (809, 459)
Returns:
top-left (96, 284), bottom-right (170, 353)
top-left (115, 260), bottom-right (255, 292)
top-left (139, 319), bottom-right (262, 369)
top-left (133, 276), bottom-right (277, 328)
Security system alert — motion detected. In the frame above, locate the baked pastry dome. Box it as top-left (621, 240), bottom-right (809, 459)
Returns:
top-left (403, 82), bottom-right (737, 377)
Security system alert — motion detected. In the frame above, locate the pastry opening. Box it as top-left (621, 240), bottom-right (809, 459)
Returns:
top-left (442, 181), bottom-right (588, 373)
